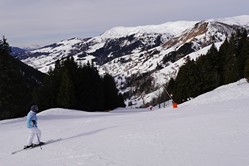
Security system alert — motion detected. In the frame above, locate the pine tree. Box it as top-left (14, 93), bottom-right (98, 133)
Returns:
top-left (0, 36), bottom-right (11, 53)
top-left (243, 32), bottom-right (249, 81)
top-left (57, 69), bottom-right (76, 108)
top-left (197, 44), bottom-right (221, 92)
top-left (166, 78), bottom-right (175, 98)
top-left (0, 37), bottom-right (30, 119)
top-left (103, 74), bottom-right (122, 110)
top-left (173, 57), bottom-right (202, 103)
top-left (223, 34), bottom-right (239, 84)
top-left (238, 30), bottom-right (249, 79)
top-left (37, 57), bottom-right (124, 112)
top-left (245, 58), bottom-right (249, 81)
top-left (73, 62), bottom-right (105, 111)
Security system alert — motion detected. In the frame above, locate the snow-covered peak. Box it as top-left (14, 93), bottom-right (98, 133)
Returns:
top-left (14, 15), bottom-right (249, 106)
top-left (100, 21), bottom-right (198, 39)
top-left (100, 15), bottom-right (249, 41)
top-left (31, 38), bottom-right (82, 54)
top-left (23, 44), bottom-right (41, 51)
top-left (207, 15), bottom-right (249, 26)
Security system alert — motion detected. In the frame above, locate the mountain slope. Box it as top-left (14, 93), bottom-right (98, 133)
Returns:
top-left (1, 79), bottom-right (249, 166)
top-left (15, 21), bottom-right (198, 73)
top-left (0, 49), bottom-right (45, 119)
top-left (14, 15), bottom-right (249, 107)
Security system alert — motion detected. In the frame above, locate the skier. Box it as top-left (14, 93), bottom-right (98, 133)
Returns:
top-left (24, 105), bottom-right (44, 149)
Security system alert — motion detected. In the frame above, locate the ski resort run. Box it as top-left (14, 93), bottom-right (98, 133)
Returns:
top-left (0, 79), bottom-right (249, 166)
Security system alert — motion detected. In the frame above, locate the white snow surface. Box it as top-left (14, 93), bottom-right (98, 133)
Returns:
top-left (1, 79), bottom-right (249, 166)
top-left (209, 15), bottom-right (249, 26)
top-left (100, 21), bottom-right (198, 39)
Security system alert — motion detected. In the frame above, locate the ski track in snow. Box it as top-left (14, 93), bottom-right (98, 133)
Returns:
top-left (0, 80), bottom-right (249, 166)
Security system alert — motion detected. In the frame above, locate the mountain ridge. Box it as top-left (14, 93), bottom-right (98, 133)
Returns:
top-left (12, 15), bottom-right (249, 107)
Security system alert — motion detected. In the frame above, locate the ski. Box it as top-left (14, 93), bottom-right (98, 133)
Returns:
top-left (11, 138), bottom-right (62, 155)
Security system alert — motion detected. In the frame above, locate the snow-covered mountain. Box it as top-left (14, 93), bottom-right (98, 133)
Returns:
top-left (1, 79), bottom-right (249, 166)
top-left (14, 15), bottom-right (249, 107)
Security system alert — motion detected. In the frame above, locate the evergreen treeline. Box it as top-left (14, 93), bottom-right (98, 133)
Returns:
top-left (35, 57), bottom-right (125, 112)
top-left (167, 30), bottom-right (249, 103)
top-left (0, 37), bottom-right (44, 120)
top-left (0, 37), bottom-right (125, 120)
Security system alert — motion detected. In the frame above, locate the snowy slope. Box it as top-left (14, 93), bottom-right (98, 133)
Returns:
top-left (16, 15), bottom-right (249, 76)
top-left (19, 21), bottom-right (197, 73)
top-left (13, 15), bottom-right (249, 107)
top-left (19, 15), bottom-right (249, 74)
top-left (100, 21), bottom-right (197, 39)
top-left (22, 38), bottom-right (85, 72)
top-left (209, 15), bottom-right (249, 27)
top-left (1, 79), bottom-right (249, 166)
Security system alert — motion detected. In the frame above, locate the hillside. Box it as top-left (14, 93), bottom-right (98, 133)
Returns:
top-left (0, 43), bottom-right (45, 119)
top-left (13, 15), bottom-right (249, 107)
top-left (0, 79), bottom-right (249, 166)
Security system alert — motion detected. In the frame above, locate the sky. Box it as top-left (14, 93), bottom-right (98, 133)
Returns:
top-left (0, 0), bottom-right (248, 48)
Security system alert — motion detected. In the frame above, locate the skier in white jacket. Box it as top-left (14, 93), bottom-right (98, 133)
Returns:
top-left (24, 105), bottom-right (44, 149)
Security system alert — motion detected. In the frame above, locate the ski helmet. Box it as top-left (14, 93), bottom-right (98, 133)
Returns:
top-left (31, 105), bottom-right (38, 112)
